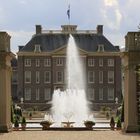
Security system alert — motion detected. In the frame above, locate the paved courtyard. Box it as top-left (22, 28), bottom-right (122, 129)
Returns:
top-left (0, 131), bottom-right (139, 140)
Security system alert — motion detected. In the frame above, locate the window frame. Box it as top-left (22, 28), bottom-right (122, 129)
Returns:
top-left (108, 88), bottom-right (114, 101)
top-left (44, 71), bottom-right (51, 83)
top-left (88, 58), bottom-right (94, 67)
top-left (44, 88), bottom-right (51, 100)
top-left (88, 71), bottom-right (95, 83)
top-left (24, 71), bottom-right (31, 83)
top-left (44, 58), bottom-right (51, 67)
top-left (36, 88), bottom-right (40, 100)
top-left (108, 71), bottom-right (114, 84)
top-left (25, 88), bottom-right (31, 101)
top-left (24, 59), bottom-right (31, 67)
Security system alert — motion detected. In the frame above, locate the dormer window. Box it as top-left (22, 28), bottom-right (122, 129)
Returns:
top-left (34, 44), bottom-right (41, 52)
top-left (98, 44), bottom-right (104, 52)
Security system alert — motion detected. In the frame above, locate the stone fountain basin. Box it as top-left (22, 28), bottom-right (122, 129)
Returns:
top-left (41, 127), bottom-right (93, 131)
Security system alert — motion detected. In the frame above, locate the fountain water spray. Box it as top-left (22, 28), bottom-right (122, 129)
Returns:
top-left (51, 34), bottom-right (90, 126)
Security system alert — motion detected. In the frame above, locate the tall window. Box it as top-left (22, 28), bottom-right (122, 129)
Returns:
top-left (88, 71), bottom-right (95, 83)
top-left (99, 71), bottom-right (103, 83)
top-left (44, 88), bottom-right (51, 100)
top-left (108, 59), bottom-right (114, 66)
top-left (36, 59), bottom-right (40, 67)
top-left (24, 59), bottom-right (31, 67)
top-left (25, 71), bottom-right (31, 83)
top-left (56, 71), bottom-right (63, 83)
top-left (108, 71), bottom-right (114, 83)
top-left (25, 88), bottom-right (31, 100)
top-left (99, 88), bottom-right (103, 100)
top-left (36, 71), bottom-right (40, 83)
top-left (56, 58), bottom-right (63, 66)
top-left (44, 71), bottom-right (51, 83)
top-left (44, 59), bottom-right (51, 67)
top-left (108, 88), bottom-right (114, 100)
top-left (99, 59), bottom-right (103, 66)
top-left (88, 58), bottom-right (94, 66)
top-left (36, 88), bottom-right (40, 100)
top-left (88, 88), bottom-right (95, 100)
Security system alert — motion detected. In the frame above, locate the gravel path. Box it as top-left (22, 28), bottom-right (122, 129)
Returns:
top-left (0, 131), bottom-right (139, 140)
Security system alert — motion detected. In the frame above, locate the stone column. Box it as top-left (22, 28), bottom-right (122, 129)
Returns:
top-left (123, 63), bottom-right (137, 132)
top-left (0, 32), bottom-right (14, 132)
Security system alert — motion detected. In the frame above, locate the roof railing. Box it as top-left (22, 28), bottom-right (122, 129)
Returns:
top-left (42, 30), bottom-right (97, 34)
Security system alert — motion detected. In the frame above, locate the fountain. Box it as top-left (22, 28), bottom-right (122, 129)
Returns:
top-left (50, 34), bottom-right (91, 127)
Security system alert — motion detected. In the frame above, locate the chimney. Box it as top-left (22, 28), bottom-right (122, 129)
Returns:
top-left (36, 25), bottom-right (42, 34)
top-left (97, 25), bottom-right (103, 35)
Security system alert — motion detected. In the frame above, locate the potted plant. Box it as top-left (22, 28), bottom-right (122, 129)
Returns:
top-left (21, 117), bottom-right (26, 130)
top-left (40, 120), bottom-right (53, 130)
top-left (106, 112), bottom-right (110, 120)
top-left (110, 117), bottom-right (115, 130)
top-left (29, 112), bottom-right (32, 120)
top-left (116, 118), bottom-right (121, 130)
top-left (84, 120), bottom-right (95, 129)
top-left (14, 118), bottom-right (19, 130)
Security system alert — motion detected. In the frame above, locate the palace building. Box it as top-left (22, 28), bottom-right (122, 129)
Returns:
top-left (17, 25), bottom-right (122, 110)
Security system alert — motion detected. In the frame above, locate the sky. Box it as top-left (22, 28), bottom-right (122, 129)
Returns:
top-left (0, 0), bottom-right (140, 53)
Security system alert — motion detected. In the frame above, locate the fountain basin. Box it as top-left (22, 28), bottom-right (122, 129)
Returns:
top-left (61, 121), bottom-right (75, 128)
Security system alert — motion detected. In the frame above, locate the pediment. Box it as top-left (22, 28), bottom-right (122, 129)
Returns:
top-left (52, 45), bottom-right (88, 55)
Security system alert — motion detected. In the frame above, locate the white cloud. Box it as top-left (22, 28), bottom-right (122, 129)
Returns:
top-left (102, 0), bottom-right (122, 30)
top-left (104, 0), bottom-right (118, 6)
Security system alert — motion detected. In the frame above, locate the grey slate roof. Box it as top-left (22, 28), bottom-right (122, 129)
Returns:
top-left (19, 33), bottom-right (119, 52)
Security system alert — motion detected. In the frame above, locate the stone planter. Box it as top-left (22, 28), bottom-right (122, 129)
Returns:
top-left (40, 121), bottom-right (53, 130)
top-left (84, 121), bottom-right (95, 130)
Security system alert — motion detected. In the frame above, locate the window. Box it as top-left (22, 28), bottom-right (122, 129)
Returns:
top-left (36, 71), bottom-right (40, 83)
top-left (25, 88), bottom-right (31, 100)
top-left (44, 59), bottom-right (51, 67)
top-left (25, 71), bottom-right (31, 83)
top-left (99, 59), bottom-right (103, 66)
top-left (34, 44), bottom-right (41, 52)
top-left (36, 59), bottom-right (40, 67)
top-left (99, 71), bottom-right (103, 83)
top-left (98, 44), bottom-right (104, 52)
top-left (44, 71), bottom-right (51, 83)
top-left (36, 88), bottom-right (40, 100)
top-left (108, 88), bottom-right (114, 100)
top-left (108, 59), bottom-right (114, 66)
top-left (88, 71), bottom-right (95, 83)
top-left (88, 58), bottom-right (94, 66)
top-left (99, 88), bottom-right (103, 100)
top-left (108, 71), bottom-right (114, 83)
top-left (44, 88), bottom-right (51, 100)
top-left (88, 88), bottom-right (95, 100)
top-left (24, 59), bottom-right (31, 67)
top-left (56, 71), bottom-right (63, 83)
top-left (56, 58), bottom-right (63, 66)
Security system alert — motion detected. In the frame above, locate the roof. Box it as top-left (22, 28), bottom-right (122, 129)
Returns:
top-left (19, 33), bottom-right (119, 53)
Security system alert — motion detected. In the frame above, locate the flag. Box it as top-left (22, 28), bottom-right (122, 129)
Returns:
top-left (67, 4), bottom-right (70, 19)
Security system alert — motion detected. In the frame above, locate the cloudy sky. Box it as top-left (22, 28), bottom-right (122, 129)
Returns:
top-left (0, 0), bottom-right (140, 53)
